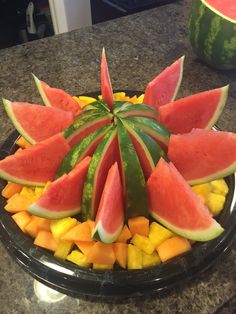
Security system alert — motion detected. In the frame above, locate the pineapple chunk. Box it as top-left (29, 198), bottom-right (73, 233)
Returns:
top-left (131, 234), bottom-right (155, 254)
top-left (93, 263), bottom-right (113, 270)
top-left (54, 240), bottom-right (73, 260)
top-left (191, 183), bottom-right (211, 204)
top-left (207, 193), bottom-right (226, 216)
top-left (148, 222), bottom-right (173, 247)
top-left (34, 186), bottom-right (45, 198)
top-left (210, 179), bottom-right (229, 196)
top-left (20, 187), bottom-right (35, 200)
top-left (50, 217), bottom-right (77, 240)
top-left (142, 251), bottom-right (161, 268)
top-left (66, 250), bottom-right (90, 268)
top-left (127, 244), bottom-right (142, 270)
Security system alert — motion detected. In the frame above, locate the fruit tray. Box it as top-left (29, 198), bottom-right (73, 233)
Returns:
top-left (0, 120), bottom-right (236, 298)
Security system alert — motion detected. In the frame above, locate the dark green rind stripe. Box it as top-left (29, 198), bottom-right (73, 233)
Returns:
top-left (189, 0), bottom-right (236, 70)
top-left (84, 100), bottom-right (110, 112)
top-left (116, 104), bottom-right (158, 119)
top-left (125, 116), bottom-right (170, 146)
top-left (56, 124), bottom-right (112, 178)
top-left (113, 101), bottom-right (133, 113)
top-left (117, 119), bottom-right (148, 219)
top-left (81, 126), bottom-right (117, 220)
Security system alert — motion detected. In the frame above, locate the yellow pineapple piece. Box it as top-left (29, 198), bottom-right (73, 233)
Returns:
top-left (148, 222), bottom-right (173, 247)
top-left (34, 186), bottom-right (45, 198)
top-left (142, 251), bottom-right (161, 268)
top-left (78, 96), bottom-right (97, 104)
top-left (137, 94), bottom-right (144, 103)
top-left (54, 240), bottom-right (73, 260)
top-left (127, 244), bottom-right (142, 270)
top-left (20, 186), bottom-right (35, 200)
top-left (113, 92), bottom-right (126, 100)
top-left (207, 193), bottom-right (226, 216)
top-left (191, 183), bottom-right (211, 204)
top-left (93, 263), bottom-right (113, 270)
top-left (43, 181), bottom-right (52, 193)
top-left (131, 234), bottom-right (155, 254)
top-left (66, 250), bottom-right (90, 268)
top-left (210, 179), bottom-right (229, 196)
top-left (50, 217), bottom-right (77, 239)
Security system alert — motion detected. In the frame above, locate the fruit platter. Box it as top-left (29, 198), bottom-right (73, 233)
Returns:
top-left (0, 50), bottom-right (236, 297)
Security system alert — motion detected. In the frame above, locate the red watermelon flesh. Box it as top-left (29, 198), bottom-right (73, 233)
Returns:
top-left (101, 48), bottom-right (114, 111)
top-left (159, 86), bottom-right (228, 134)
top-left (93, 162), bottom-right (124, 243)
top-left (27, 156), bottom-right (91, 219)
top-left (143, 56), bottom-right (184, 110)
top-left (168, 128), bottom-right (236, 185)
top-left (147, 158), bottom-right (224, 241)
top-left (33, 74), bottom-right (81, 116)
top-left (3, 100), bottom-right (73, 144)
top-left (204, 0), bottom-right (236, 20)
top-left (0, 134), bottom-right (71, 186)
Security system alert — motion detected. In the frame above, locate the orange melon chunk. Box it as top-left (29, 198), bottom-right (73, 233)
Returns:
top-left (86, 242), bottom-right (115, 265)
top-left (113, 242), bottom-right (128, 269)
top-left (87, 220), bottom-right (95, 232)
top-left (4, 193), bottom-right (32, 213)
top-left (115, 225), bottom-right (132, 243)
top-left (25, 216), bottom-right (51, 238)
top-left (75, 241), bottom-right (96, 256)
top-left (128, 216), bottom-right (149, 237)
top-left (34, 230), bottom-right (58, 252)
top-left (61, 221), bottom-right (92, 242)
top-left (15, 136), bottom-right (32, 149)
top-left (156, 236), bottom-right (191, 262)
top-left (12, 211), bottom-right (31, 233)
top-left (2, 182), bottom-right (23, 198)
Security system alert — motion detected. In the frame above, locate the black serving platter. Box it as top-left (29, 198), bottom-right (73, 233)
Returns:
top-left (0, 91), bottom-right (236, 298)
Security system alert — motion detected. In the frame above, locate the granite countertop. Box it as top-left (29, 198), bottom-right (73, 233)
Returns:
top-left (0, 0), bottom-right (235, 312)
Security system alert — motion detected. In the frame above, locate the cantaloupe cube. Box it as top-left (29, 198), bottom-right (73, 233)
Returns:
top-left (66, 250), bottom-right (90, 268)
top-left (115, 224), bottom-right (132, 243)
top-left (127, 244), bottom-right (142, 270)
top-left (50, 217), bottom-right (77, 240)
top-left (25, 216), bottom-right (51, 238)
top-left (86, 242), bottom-right (116, 265)
top-left (93, 263), bottom-right (113, 270)
top-left (54, 241), bottom-right (73, 260)
top-left (15, 136), bottom-right (32, 148)
top-left (34, 231), bottom-right (59, 252)
top-left (2, 182), bottom-right (23, 199)
top-left (87, 220), bottom-right (95, 232)
top-left (210, 179), bottom-right (229, 196)
top-left (75, 241), bottom-right (96, 256)
top-left (12, 211), bottom-right (32, 232)
top-left (131, 234), bottom-right (155, 254)
top-left (61, 221), bottom-right (91, 242)
top-left (113, 242), bottom-right (128, 269)
top-left (148, 222), bottom-right (173, 247)
top-left (207, 193), bottom-right (226, 216)
top-left (156, 236), bottom-right (191, 262)
top-left (128, 216), bottom-right (149, 237)
top-left (142, 251), bottom-right (161, 268)
top-left (4, 193), bottom-right (32, 213)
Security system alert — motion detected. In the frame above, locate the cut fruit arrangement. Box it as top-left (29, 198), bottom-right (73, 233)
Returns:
top-left (0, 49), bottom-right (235, 270)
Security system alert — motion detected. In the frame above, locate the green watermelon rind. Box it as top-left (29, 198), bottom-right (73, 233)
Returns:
top-left (171, 55), bottom-right (185, 102)
top-left (116, 104), bottom-right (158, 119)
top-left (84, 100), bottom-right (110, 113)
top-left (150, 211), bottom-right (224, 242)
top-left (32, 74), bottom-right (51, 106)
top-left (27, 203), bottom-right (81, 219)
top-left (0, 168), bottom-right (46, 187)
top-left (92, 221), bottom-right (123, 243)
top-left (2, 99), bottom-right (36, 144)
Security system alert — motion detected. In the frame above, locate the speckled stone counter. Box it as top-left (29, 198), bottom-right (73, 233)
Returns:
top-left (0, 0), bottom-right (235, 313)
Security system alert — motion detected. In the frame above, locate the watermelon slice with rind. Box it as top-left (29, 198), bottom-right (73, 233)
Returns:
top-left (147, 158), bottom-right (224, 241)
top-left (143, 56), bottom-right (185, 110)
top-left (101, 48), bottom-right (114, 111)
top-left (168, 128), bottom-right (236, 185)
top-left (92, 162), bottom-right (124, 243)
top-left (81, 126), bottom-right (118, 220)
top-left (121, 118), bottom-right (165, 180)
top-left (159, 85), bottom-right (229, 134)
top-left (63, 109), bottom-right (113, 147)
top-left (33, 74), bottom-right (82, 116)
top-left (2, 99), bottom-right (73, 144)
top-left (0, 133), bottom-right (70, 186)
top-left (28, 156), bottom-right (91, 219)
top-left (117, 119), bottom-right (148, 218)
top-left (56, 124), bottom-right (112, 178)
top-left (116, 104), bottom-right (158, 120)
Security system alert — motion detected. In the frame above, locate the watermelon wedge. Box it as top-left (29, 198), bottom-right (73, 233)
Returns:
top-left (28, 157), bottom-right (91, 219)
top-left (143, 56), bottom-right (184, 110)
top-left (33, 74), bottom-right (81, 116)
top-left (2, 99), bottom-right (73, 144)
top-left (168, 129), bottom-right (236, 185)
top-left (0, 134), bottom-right (70, 186)
top-left (159, 86), bottom-right (229, 134)
top-left (81, 127), bottom-right (118, 220)
top-left (63, 109), bottom-right (113, 147)
top-left (92, 162), bottom-right (124, 243)
top-left (147, 158), bottom-right (224, 241)
top-left (116, 104), bottom-right (158, 120)
top-left (101, 48), bottom-right (114, 111)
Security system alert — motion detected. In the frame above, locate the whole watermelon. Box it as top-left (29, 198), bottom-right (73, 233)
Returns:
top-left (189, 0), bottom-right (236, 70)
